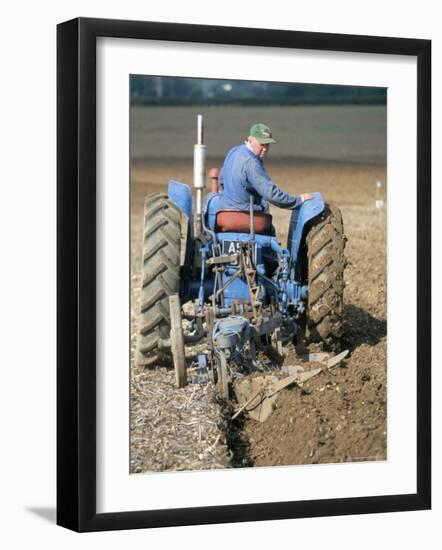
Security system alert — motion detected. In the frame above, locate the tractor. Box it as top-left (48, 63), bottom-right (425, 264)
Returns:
top-left (136, 115), bottom-right (346, 399)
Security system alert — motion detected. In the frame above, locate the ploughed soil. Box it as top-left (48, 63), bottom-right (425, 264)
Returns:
top-left (130, 159), bottom-right (387, 471)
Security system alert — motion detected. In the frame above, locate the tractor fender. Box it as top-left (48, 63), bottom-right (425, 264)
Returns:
top-left (168, 180), bottom-right (193, 233)
top-left (287, 192), bottom-right (325, 270)
top-left (203, 191), bottom-right (222, 231)
top-left (167, 181), bottom-right (194, 299)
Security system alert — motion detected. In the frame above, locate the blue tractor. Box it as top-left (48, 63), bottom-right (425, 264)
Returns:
top-left (136, 116), bottom-right (346, 398)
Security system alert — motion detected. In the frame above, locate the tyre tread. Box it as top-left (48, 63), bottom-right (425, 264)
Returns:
top-left (136, 193), bottom-right (182, 367)
top-left (305, 204), bottom-right (346, 351)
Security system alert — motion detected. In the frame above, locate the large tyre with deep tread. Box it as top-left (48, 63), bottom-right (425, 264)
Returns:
top-left (136, 193), bottom-right (182, 367)
top-left (304, 204), bottom-right (346, 351)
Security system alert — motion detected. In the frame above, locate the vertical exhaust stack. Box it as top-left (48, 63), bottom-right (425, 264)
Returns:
top-left (194, 114), bottom-right (206, 238)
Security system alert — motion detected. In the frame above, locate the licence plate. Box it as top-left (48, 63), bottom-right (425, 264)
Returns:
top-left (221, 240), bottom-right (256, 265)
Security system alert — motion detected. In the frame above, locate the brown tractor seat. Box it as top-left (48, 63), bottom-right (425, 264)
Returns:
top-left (215, 210), bottom-right (273, 235)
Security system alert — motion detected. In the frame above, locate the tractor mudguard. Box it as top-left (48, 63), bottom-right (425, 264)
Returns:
top-left (167, 180), bottom-right (194, 301)
top-left (168, 180), bottom-right (193, 233)
top-left (287, 192), bottom-right (325, 271)
top-left (203, 191), bottom-right (222, 230)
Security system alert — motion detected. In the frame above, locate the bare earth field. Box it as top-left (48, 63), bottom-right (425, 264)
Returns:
top-left (130, 159), bottom-right (387, 472)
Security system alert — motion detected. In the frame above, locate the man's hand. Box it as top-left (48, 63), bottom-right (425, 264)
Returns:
top-left (299, 193), bottom-right (314, 203)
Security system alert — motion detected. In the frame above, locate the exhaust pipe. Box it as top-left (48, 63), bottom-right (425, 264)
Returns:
top-left (193, 114), bottom-right (206, 237)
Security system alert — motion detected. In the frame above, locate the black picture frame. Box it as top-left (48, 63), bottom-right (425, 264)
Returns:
top-left (57, 17), bottom-right (431, 532)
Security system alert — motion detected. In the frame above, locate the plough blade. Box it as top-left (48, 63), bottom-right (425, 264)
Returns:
top-left (232, 349), bottom-right (349, 422)
top-left (326, 349), bottom-right (349, 369)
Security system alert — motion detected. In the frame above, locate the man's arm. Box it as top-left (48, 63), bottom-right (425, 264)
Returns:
top-left (245, 157), bottom-right (307, 209)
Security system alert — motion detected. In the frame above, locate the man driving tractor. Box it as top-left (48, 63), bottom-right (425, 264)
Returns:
top-left (219, 123), bottom-right (313, 213)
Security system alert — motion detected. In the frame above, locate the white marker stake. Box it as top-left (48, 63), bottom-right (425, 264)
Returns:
top-left (375, 180), bottom-right (384, 209)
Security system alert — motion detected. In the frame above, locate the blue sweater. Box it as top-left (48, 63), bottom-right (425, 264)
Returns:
top-left (219, 144), bottom-right (301, 212)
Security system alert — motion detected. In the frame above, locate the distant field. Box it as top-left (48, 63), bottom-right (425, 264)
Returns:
top-left (130, 105), bottom-right (386, 164)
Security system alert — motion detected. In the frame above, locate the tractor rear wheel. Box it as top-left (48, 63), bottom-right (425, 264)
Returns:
top-left (136, 193), bottom-right (182, 367)
top-left (304, 204), bottom-right (346, 351)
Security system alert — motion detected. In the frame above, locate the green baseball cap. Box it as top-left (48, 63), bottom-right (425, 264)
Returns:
top-left (249, 123), bottom-right (277, 144)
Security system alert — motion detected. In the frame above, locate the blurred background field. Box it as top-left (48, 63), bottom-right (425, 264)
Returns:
top-left (130, 105), bottom-right (386, 163)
